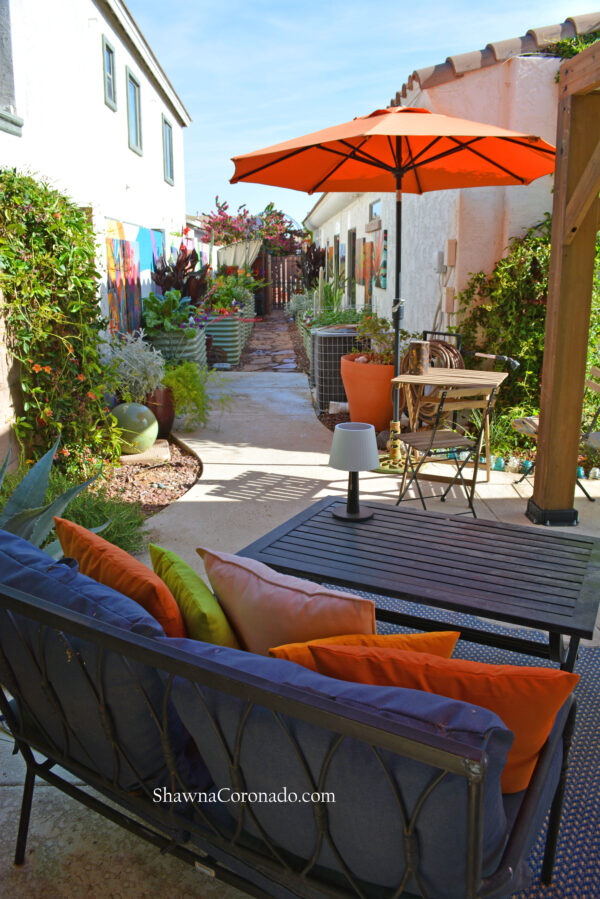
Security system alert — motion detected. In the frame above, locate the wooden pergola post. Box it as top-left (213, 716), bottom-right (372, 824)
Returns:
top-left (527, 43), bottom-right (600, 526)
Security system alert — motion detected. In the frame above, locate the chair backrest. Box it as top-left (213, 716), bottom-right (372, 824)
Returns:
top-left (421, 385), bottom-right (497, 437)
top-left (422, 330), bottom-right (463, 351)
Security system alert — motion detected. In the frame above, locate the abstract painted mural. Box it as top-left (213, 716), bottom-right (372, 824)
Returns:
top-left (327, 244), bottom-right (334, 279)
top-left (105, 220), bottom-right (164, 334)
top-left (373, 229), bottom-right (388, 289)
top-left (356, 238), bottom-right (364, 285)
top-left (363, 241), bottom-right (374, 304)
top-left (339, 243), bottom-right (346, 282)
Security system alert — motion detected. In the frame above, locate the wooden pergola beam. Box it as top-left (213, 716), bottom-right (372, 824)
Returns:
top-left (564, 136), bottom-right (600, 244)
top-left (559, 43), bottom-right (600, 96)
top-left (528, 43), bottom-right (600, 526)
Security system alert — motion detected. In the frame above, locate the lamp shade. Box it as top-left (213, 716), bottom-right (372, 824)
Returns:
top-left (329, 422), bottom-right (379, 472)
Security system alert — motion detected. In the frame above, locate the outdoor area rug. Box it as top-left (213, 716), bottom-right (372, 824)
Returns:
top-left (331, 587), bottom-right (600, 899)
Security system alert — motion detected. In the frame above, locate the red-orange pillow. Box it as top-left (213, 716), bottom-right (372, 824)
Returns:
top-left (269, 630), bottom-right (460, 671)
top-left (309, 644), bottom-right (579, 793)
top-left (54, 518), bottom-right (187, 638)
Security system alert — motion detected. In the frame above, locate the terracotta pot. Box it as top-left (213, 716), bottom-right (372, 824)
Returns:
top-left (340, 353), bottom-right (395, 432)
top-left (144, 387), bottom-right (175, 439)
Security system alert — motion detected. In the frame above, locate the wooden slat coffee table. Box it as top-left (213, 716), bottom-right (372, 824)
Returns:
top-left (241, 497), bottom-right (600, 671)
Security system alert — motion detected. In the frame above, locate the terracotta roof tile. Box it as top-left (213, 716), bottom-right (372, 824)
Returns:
top-left (392, 14), bottom-right (600, 103)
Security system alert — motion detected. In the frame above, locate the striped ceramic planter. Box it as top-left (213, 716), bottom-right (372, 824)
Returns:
top-left (147, 329), bottom-right (207, 368)
top-left (205, 316), bottom-right (243, 365)
top-left (296, 318), bottom-right (312, 362)
top-left (239, 295), bottom-right (256, 344)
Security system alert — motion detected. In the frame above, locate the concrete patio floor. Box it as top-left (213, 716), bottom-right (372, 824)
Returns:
top-left (1, 369), bottom-right (599, 897)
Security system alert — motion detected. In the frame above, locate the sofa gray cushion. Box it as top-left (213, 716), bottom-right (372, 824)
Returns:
top-left (0, 529), bottom-right (188, 791)
top-left (164, 638), bottom-right (513, 898)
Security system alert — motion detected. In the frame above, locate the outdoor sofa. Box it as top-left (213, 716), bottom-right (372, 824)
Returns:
top-left (0, 528), bottom-right (575, 899)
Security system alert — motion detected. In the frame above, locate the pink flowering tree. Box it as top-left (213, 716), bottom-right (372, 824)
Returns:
top-left (200, 198), bottom-right (307, 256)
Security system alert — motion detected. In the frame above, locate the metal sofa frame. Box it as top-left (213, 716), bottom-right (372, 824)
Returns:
top-left (0, 584), bottom-right (575, 899)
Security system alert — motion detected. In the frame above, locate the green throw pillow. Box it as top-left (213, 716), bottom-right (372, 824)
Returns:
top-left (149, 544), bottom-right (240, 648)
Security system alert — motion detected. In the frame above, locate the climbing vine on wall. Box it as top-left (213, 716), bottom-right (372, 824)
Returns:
top-left (455, 216), bottom-right (600, 425)
top-left (0, 168), bottom-right (121, 470)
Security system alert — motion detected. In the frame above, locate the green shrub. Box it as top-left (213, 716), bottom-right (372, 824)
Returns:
top-left (162, 362), bottom-right (230, 430)
top-left (0, 463), bottom-right (146, 555)
top-left (0, 168), bottom-right (121, 470)
top-left (455, 219), bottom-right (600, 420)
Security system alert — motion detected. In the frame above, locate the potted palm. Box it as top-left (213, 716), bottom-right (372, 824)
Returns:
top-left (340, 313), bottom-right (410, 432)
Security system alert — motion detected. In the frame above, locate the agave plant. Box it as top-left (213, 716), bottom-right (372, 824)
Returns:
top-left (0, 437), bottom-right (107, 556)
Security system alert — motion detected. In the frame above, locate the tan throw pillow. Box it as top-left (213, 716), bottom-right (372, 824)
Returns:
top-left (197, 547), bottom-right (375, 655)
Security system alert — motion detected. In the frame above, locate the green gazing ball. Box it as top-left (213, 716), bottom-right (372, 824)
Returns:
top-left (112, 403), bottom-right (158, 454)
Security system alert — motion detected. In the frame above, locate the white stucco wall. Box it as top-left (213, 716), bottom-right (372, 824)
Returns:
top-left (405, 55), bottom-right (559, 330)
top-left (305, 55), bottom-right (560, 337)
top-left (0, 0), bottom-right (187, 257)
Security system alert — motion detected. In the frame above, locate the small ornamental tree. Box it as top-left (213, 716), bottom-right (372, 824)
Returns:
top-left (200, 197), bottom-right (307, 255)
top-left (0, 168), bottom-right (121, 471)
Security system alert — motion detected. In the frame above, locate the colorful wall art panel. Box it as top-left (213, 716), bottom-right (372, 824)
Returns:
top-left (105, 220), bottom-right (164, 333)
top-left (327, 244), bottom-right (334, 278)
top-left (373, 229), bottom-right (388, 290)
top-left (356, 238), bottom-right (365, 285)
top-left (364, 241), bottom-right (374, 305)
top-left (339, 243), bottom-right (346, 281)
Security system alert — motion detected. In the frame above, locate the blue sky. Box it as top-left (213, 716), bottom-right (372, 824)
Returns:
top-left (125, 0), bottom-right (600, 226)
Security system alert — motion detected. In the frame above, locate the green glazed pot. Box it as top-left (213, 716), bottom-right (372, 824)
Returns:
top-left (112, 403), bottom-right (158, 454)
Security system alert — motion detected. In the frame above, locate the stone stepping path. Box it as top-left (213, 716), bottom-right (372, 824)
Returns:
top-left (234, 308), bottom-right (299, 372)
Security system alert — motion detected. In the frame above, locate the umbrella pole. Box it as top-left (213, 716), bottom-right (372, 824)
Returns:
top-left (388, 172), bottom-right (403, 464)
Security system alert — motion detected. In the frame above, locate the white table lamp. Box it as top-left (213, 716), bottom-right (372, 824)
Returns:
top-left (329, 422), bottom-right (379, 521)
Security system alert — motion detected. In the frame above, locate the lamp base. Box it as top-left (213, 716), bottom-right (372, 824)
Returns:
top-left (332, 504), bottom-right (373, 522)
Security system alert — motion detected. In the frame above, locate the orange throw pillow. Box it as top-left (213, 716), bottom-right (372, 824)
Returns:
top-left (309, 644), bottom-right (579, 793)
top-left (269, 630), bottom-right (460, 671)
top-left (54, 518), bottom-right (187, 638)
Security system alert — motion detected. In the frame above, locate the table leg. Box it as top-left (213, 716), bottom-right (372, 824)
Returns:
top-left (484, 414), bottom-right (491, 482)
top-left (549, 632), bottom-right (580, 672)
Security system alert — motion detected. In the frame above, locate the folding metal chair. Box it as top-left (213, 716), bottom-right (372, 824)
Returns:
top-left (396, 385), bottom-right (497, 518)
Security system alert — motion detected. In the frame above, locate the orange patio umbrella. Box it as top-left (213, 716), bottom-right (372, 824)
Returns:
top-left (231, 106), bottom-right (555, 421)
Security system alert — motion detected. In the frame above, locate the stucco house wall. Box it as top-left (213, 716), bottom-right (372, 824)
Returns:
top-left (305, 54), bottom-right (560, 336)
top-left (0, 0), bottom-right (191, 459)
top-left (0, 0), bottom-right (190, 314)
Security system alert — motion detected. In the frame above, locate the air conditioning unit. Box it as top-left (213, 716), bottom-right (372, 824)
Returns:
top-left (312, 325), bottom-right (361, 414)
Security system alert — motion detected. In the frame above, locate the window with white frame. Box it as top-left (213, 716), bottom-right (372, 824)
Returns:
top-left (126, 67), bottom-right (142, 155)
top-left (0, 0), bottom-right (23, 136)
top-left (162, 115), bottom-right (174, 184)
top-left (369, 199), bottom-right (382, 221)
top-left (102, 36), bottom-right (117, 111)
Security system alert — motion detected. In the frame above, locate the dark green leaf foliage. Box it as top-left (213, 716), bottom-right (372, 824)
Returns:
top-left (142, 289), bottom-right (193, 336)
top-left (0, 458), bottom-right (146, 555)
top-left (0, 168), bottom-right (121, 469)
top-left (455, 218), bottom-right (600, 456)
top-left (0, 444), bottom-right (104, 549)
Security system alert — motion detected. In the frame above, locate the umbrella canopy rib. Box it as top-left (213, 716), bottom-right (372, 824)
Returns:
top-left (337, 139), bottom-right (397, 171)
top-left (405, 137), bottom-right (484, 170)
top-left (499, 136), bottom-right (556, 156)
top-left (387, 135), bottom-right (399, 169)
top-left (402, 135), bottom-right (424, 195)
top-left (310, 137), bottom-right (379, 194)
top-left (446, 137), bottom-right (526, 183)
top-left (231, 144), bottom-right (316, 183)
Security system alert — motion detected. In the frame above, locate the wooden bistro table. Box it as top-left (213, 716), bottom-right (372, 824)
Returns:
top-left (391, 368), bottom-right (509, 482)
top-left (241, 497), bottom-right (600, 672)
